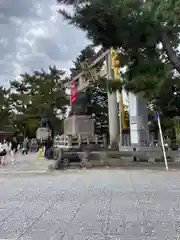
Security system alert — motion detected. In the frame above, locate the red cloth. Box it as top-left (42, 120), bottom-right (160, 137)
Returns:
top-left (70, 79), bottom-right (76, 104)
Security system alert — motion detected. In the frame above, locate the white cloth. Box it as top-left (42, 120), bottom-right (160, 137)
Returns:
top-left (3, 143), bottom-right (10, 152)
top-left (0, 143), bottom-right (6, 153)
top-left (8, 142), bottom-right (12, 151)
top-left (11, 149), bottom-right (16, 164)
top-left (0, 144), bottom-right (3, 153)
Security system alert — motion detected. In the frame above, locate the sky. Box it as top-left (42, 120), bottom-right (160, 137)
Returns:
top-left (0, 0), bottom-right (90, 87)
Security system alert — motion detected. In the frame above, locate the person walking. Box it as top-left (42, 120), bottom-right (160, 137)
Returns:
top-left (0, 141), bottom-right (7, 165)
top-left (1, 139), bottom-right (10, 165)
top-left (10, 136), bottom-right (18, 165)
top-left (22, 137), bottom-right (29, 155)
top-left (44, 137), bottom-right (53, 158)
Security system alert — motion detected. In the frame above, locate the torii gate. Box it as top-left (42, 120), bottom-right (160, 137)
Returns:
top-left (72, 48), bottom-right (149, 147)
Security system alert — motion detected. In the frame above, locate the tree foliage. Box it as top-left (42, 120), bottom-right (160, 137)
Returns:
top-left (58, 0), bottom-right (180, 77)
top-left (147, 75), bottom-right (180, 148)
top-left (58, 0), bottom-right (180, 142)
top-left (0, 87), bottom-right (11, 126)
top-left (7, 66), bottom-right (68, 137)
top-left (70, 44), bottom-right (96, 77)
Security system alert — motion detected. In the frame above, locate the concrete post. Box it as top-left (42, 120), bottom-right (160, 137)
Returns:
top-left (95, 135), bottom-right (98, 144)
top-left (78, 134), bottom-right (82, 147)
top-left (87, 137), bottom-right (90, 144)
top-left (67, 135), bottom-right (72, 147)
top-left (129, 92), bottom-right (149, 146)
top-left (103, 134), bottom-right (107, 148)
top-left (106, 52), bottom-right (119, 147)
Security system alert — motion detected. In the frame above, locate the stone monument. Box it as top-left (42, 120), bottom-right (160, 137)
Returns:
top-left (64, 89), bottom-right (94, 138)
top-left (63, 88), bottom-right (95, 167)
top-left (36, 118), bottom-right (52, 141)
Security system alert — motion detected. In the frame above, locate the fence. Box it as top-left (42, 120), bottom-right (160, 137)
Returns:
top-left (53, 134), bottom-right (107, 149)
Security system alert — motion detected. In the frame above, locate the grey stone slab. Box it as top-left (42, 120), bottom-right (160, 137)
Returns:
top-left (11, 204), bottom-right (50, 219)
top-left (68, 216), bottom-right (107, 235)
top-left (0, 190), bottom-right (24, 203)
top-left (137, 191), bottom-right (180, 205)
top-left (0, 201), bottom-right (24, 209)
top-left (67, 197), bottom-right (111, 235)
top-left (50, 203), bottom-right (81, 223)
top-left (28, 219), bottom-right (62, 232)
top-left (19, 228), bottom-right (63, 240)
top-left (77, 201), bottom-right (110, 217)
top-left (0, 208), bottom-right (17, 222)
top-left (143, 221), bottom-right (178, 239)
top-left (107, 221), bottom-right (155, 238)
top-left (21, 231), bottom-right (105, 240)
top-left (110, 198), bottom-right (140, 213)
top-left (55, 232), bottom-right (105, 240)
top-left (10, 190), bottom-right (50, 202)
top-left (52, 199), bottom-right (80, 208)
top-left (19, 215), bottom-right (74, 239)
top-left (42, 205), bottom-right (78, 222)
top-left (143, 209), bottom-right (177, 222)
top-left (0, 217), bottom-right (35, 239)
top-left (107, 236), bottom-right (146, 240)
top-left (170, 209), bottom-right (180, 222)
top-left (42, 207), bottom-right (67, 220)
top-left (108, 208), bottom-right (145, 225)
top-left (1, 167), bottom-right (180, 239)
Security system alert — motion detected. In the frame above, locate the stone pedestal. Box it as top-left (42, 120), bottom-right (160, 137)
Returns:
top-left (36, 127), bottom-right (51, 140)
top-left (64, 115), bottom-right (94, 136)
top-left (171, 150), bottom-right (180, 162)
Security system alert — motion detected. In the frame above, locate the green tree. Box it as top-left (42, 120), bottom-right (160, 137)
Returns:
top-left (9, 66), bottom-right (68, 136)
top-left (59, 0), bottom-right (180, 147)
top-left (150, 75), bottom-right (180, 149)
top-left (70, 44), bottom-right (96, 77)
top-left (0, 87), bottom-right (11, 126)
top-left (58, 0), bottom-right (180, 75)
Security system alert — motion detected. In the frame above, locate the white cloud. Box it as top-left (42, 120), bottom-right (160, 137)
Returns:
top-left (0, 0), bottom-right (90, 87)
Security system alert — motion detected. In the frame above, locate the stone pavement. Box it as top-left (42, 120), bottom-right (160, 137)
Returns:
top-left (0, 169), bottom-right (180, 239)
top-left (0, 153), bottom-right (52, 173)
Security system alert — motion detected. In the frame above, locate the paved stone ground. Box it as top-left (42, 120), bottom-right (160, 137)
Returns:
top-left (0, 168), bottom-right (180, 239)
top-left (0, 153), bottom-right (51, 173)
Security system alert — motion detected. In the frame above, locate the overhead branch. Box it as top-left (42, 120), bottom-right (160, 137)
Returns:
top-left (161, 30), bottom-right (180, 73)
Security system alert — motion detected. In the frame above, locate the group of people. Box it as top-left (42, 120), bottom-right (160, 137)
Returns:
top-left (36, 137), bottom-right (53, 158)
top-left (0, 135), bottom-right (54, 165)
top-left (0, 137), bottom-right (18, 165)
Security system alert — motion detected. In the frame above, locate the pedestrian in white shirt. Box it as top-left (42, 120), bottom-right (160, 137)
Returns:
top-left (10, 137), bottom-right (18, 165)
top-left (0, 140), bottom-right (8, 165)
top-left (2, 139), bottom-right (11, 165)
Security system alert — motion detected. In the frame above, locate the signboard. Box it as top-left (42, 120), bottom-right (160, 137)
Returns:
top-left (154, 113), bottom-right (158, 119)
top-left (130, 116), bottom-right (137, 125)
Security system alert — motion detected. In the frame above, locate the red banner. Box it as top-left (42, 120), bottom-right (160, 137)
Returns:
top-left (70, 79), bottom-right (76, 105)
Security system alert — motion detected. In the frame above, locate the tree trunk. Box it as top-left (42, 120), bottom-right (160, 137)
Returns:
top-left (161, 31), bottom-right (180, 74)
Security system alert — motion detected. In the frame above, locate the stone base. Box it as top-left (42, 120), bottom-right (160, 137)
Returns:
top-left (64, 115), bottom-right (94, 136)
top-left (171, 150), bottom-right (180, 162)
